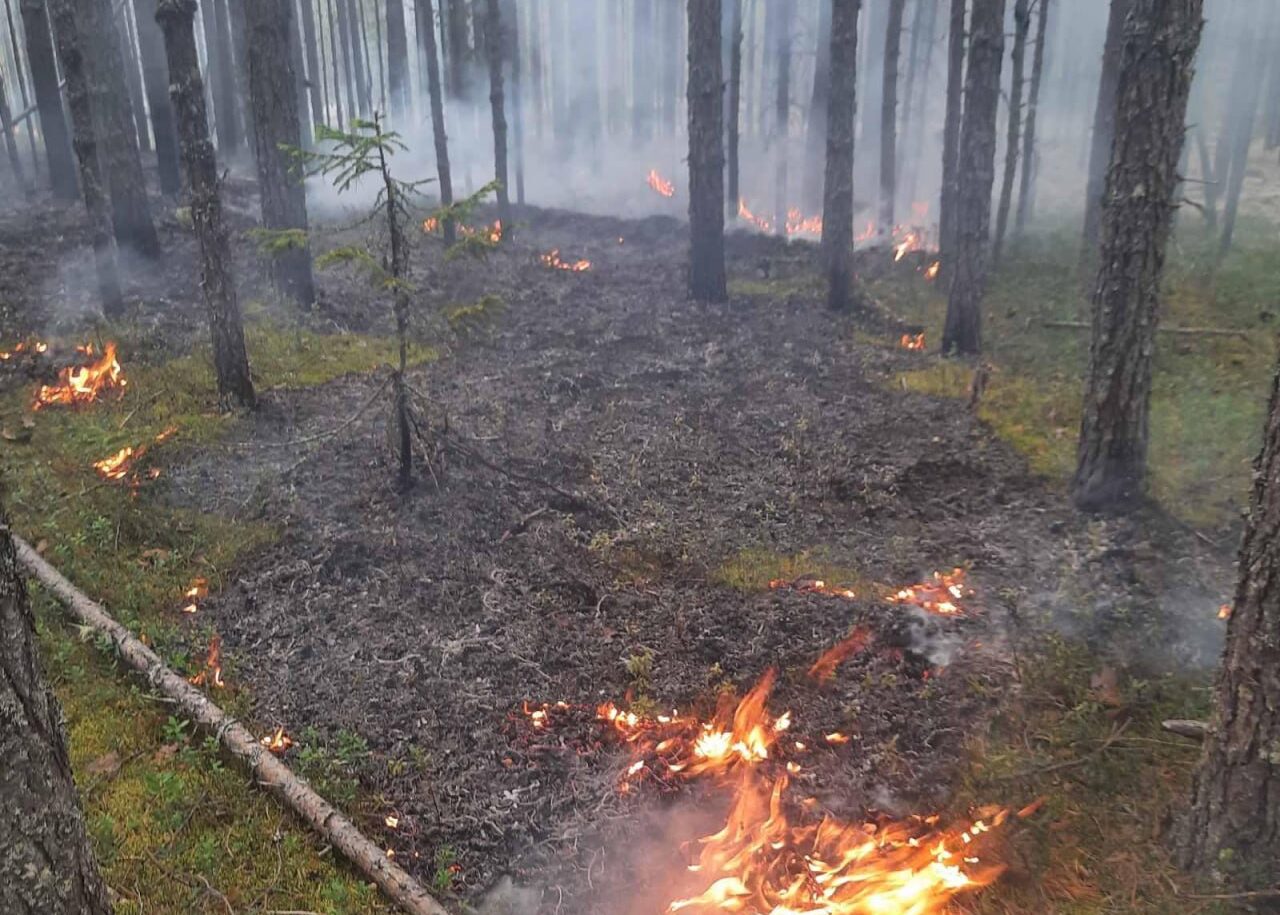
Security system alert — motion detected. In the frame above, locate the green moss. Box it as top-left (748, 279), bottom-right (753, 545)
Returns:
top-left (729, 273), bottom-right (825, 300)
top-left (714, 547), bottom-right (866, 594)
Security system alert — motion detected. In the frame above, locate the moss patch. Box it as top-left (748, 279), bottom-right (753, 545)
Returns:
top-left (715, 546), bottom-right (867, 594)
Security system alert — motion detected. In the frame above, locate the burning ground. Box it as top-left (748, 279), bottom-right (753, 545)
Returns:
top-left (1, 200), bottom-right (1234, 913)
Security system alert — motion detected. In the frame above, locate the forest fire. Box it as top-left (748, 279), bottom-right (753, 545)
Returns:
top-left (90, 425), bottom-right (177, 486)
top-left (735, 199), bottom-right (824, 237)
top-left (924, 260), bottom-right (941, 280)
top-left (421, 217), bottom-right (504, 243)
top-left (808, 626), bottom-right (873, 684)
top-left (0, 340), bottom-right (47, 360)
top-left (900, 333), bottom-right (927, 351)
top-left (188, 635), bottom-right (225, 688)
top-left (769, 577), bottom-right (857, 599)
top-left (183, 577), bottom-right (209, 614)
top-left (32, 341), bottom-right (127, 410)
top-left (894, 230), bottom-right (924, 261)
top-left (648, 168), bottom-right (676, 198)
top-left (539, 249), bottom-right (591, 272)
top-left (888, 568), bottom-right (972, 616)
top-left (260, 727), bottom-right (293, 754)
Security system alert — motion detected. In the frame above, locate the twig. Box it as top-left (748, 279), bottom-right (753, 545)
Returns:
top-left (499, 506), bottom-right (550, 543)
top-left (1180, 888), bottom-right (1280, 901)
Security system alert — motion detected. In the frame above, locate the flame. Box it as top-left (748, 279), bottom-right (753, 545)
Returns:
top-left (808, 626), bottom-right (873, 684)
top-left (32, 342), bottom-right (127, 410)
top-left (924, 260), bottom-right (941, 281)
top-left (540, 249), bottom-right (591, 272)
top-left (260, 726), bottom-right (293, 754)
top-left (422, 217), bottom-right (503, 243)
top-left (899, 333), bottom-right (926, 352)
top-left (93, 446), bottom-right (138, 481)
top-left (648, 168), bottom-right (676, 198)
top-left (736, 198), bottom-right (824, 237)
top-left (182, 576), bottom-right (208, 614)
top-left (769, 578), bottom-right (857, 600)
top-left (893, 231), bottom-right (921, 262)
top-left (888, 568), bottom-right (972, 617)
top-left (1218, 603), bottom-right (1232, 620)
top-left (188, 635), bottom-right (225, 688)
top-left (0, 340), bottom-right (48, 360)
top-left (422, 216), bottom-right (439, 233)
top-left (385, 814), bottom-right (400, 829)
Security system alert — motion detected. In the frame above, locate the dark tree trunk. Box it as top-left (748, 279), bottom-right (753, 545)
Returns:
top-left (1218, 30), bottom-right (1264, 256)
top-left (445, 0), bottom-right (468, 100)
top-left (19, 0), bottom-right (78, 200)
top-left (0, 498), bottom-right (113, 915)
top-left (771, 0), bottom-right (790, 237)
top-left (823, 0), bottom-right (860, 312)
top-left (687, 0), bottom-right (726, 302)
top-left (0, 63), bottom-right (28, 193)
top-left (206, 0), bottom-right (241, 150)
top-left (1015, 0), bottom-right (1050, 233)
top-left (940, 0), bottom-right (1004, 356)
top-left (1071, 0), bottom-right (1200, 512)
top-left (992, 0), bottom-right (1030, 265)
top-left (726, 0), bottom-right (743, 217)
top-left (879, 0), bottom-right (905, 231)
top-left (47, 0), bottom-right (123, 314)
top-left (325, 0), bottom-right (347, 125)
top-left (483, 0), bottom-right (508, 220)
top-left (158, 0), bottom-right (256, 411)
top-left (246, 0), bottom-right (316, 309)
top-left (938, 0), bottom-right (966, 278)
top-left (333, 0), bottom-right (358, 116)
top-left (1175, 354), bottom-right (1280, 883)
top-left (119, 5), bottom-right (150, 153)
top-left (297, 0), bottom-right (325, 127)
top-left (421, 0), bottom-right (454, 244)
top-left (287, 0), bottom-right (314, 147)
top-left (631, 0), bottom-right (654, 141)
top-left (385, 0), bottom-right (409, 118)
top-left (1081, 0), bottom-right (1130, 265)
top-left (502, 0), bottom-right (523, 204)
top-left (802, 0), bottom-right (832, 211)
top-left (133, 0), bottom-right (182, 194)
top-left (661, 0), bottom-right (680, 138)
top-left (343, 0), bottom-right (370, 115)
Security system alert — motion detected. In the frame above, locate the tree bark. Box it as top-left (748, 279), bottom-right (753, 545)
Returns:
top-left (47, 0), bottom-right (123, 314)
top-left (445, 0), bottom-right (468, 100)
top-left (1015, 0), bottom-right (1051, 233)
top-left (940, 0), bottom-right (1004, 356)
top-left (879, 0), bottom-right (905, 231)
top-left (1081, 0), bottom-right (1130, 266)
top-left (823, 0), bottom-right (860, 312)
top-left (341, 0), bottom-right (370, 115)
top-left (288, 0), bottom-right (314, 148)
top-left (205, 0), bottom-right (241, 151)
top-left (1174, 349), bottom-right (1280, 883)
top-left (483, 0), bottom-right (508, 220)
top-left (771, 0), bottom-right (790, 237)
top-left (632, 0), bottom-right (654, 141)
top-left (246, 0), bottom-right (316, 309)
top-left (0, 502), bottom-right (112, 915)
top-left (726, 0), bottom-right (743, 218)
top-left (4, 0), bottom-right (43, 176)
top-left (0, 61), bottom-right (29, 193)
top-left (1218, 24), bottom-right (1265, 256)
top-left (1071, 0), bottom-right (1201, 512)
top-left (687, 0), bottom-right (726, 302)
top-left (119, 3), bottom-right (151, 153)
top-left (938, 0), bottom-right (966, 279)
top-left (158, 0), bottom-right (256, 411)
top-left (420, 0), bottom-right (455, 244)
top-left (19, 0), bottom-right (78, 200)
top-left (325, 0), bottom-right (347, 125)
top-left (502, 0), bottom-right (523, 204)
top-left (333, 0), bottom-right (358, 116)
top-left (385, 0), bottom-right (409, 118)
top-left (992, 0), bottom-right (1030, 265)
top-left (802, 0), bottom-right (832, 211)
top-left (133, 0), bottom-right (182, 194)
top-left (297, 0), bottom-right (325, 128)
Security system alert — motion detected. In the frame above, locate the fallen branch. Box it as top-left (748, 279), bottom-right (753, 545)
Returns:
top-left (1162, 718), bottom-right (1210, 741)
top-left (13, 536), bottom-right (452, 915)
top-left (1042, 320), bottom-right (1251, 340)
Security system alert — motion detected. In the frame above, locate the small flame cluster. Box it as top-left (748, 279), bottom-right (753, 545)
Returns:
top-left (91, 425), bottom-right (177, 488)
top-left (0, 340), bottom-right (48, 360)
top-left (736, 199), bottom-right (825, 238)
top-left (421, 217), bottom-right (504, 244)
top-left (769, 577), bottom-right (857, 600)
top-left (924, 260), bottom-right (941, 280)
top-left (539, 249), bottom-right (591, 272)
top-left (900, 332), bottom-right (926, 351)
top-left (1218, 603), bottom-right (1232, 620)
top-left (33, 342), bottom-right (127, 410)
top-left (182, 577), bottom-right (208, 615)
top-left (261, 726), bottom-right (294, 754)
top-left (647, 168), bottom-right (676, 198)
top-left (888, 568), bottom-right (972, 617)
top-left (188, 635), bottom-right (225, 689)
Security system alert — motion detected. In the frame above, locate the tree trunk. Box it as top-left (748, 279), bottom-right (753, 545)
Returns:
top-left (385, 0), bottom-right (409, 118)
top-left (1218, 25), bottom-right (1265, 256)
top-left (203, 0), bottom-right (240, 151)
top-left (288, 0), bottom-right (314, 147)
top-left (246, 0), bottom-right (316, 309)
top-left (940, 0), bottom-right (1004, 356)
top-left (1080, 0), bottom-right (1130, 266)
top-left (445, 0), bottom-right (468, 100)
top-left (502, 0), bottom-right (523, 204)
top-left (726, 0), bottom-right (743, 217)
top-left (157, 0), bottom-right (256, 411)
top-left (325, 0), bottom-right (347, 125)
top-left (1015, 0), bottom-right (1050, 233)
top-left (661, 0), bottom-right (680, 138)
top-left (357, 0), bottom-right (379, 114)
top-left (938, 0), bottom-right (966, 279)
top-left (225, 0), bottom-right (254, 159)
top-left (342, 0), bottom-right (370, 115)
top-left (483, 0), bottom-right (508, 220)
top-left (47, 0), bottom-right (123, 314)
top-left (899, 0), bottom-right (932, 206)
top-left (133, 0), bottom-right (182, 194)
top-left (802, 0), bottom-right (832, 211)
top-left (421, 0), bottom-right (455, 244)
top-left (19, 0), bottom-right (78, 200)
top-left (771, 0), bottom-right (790, 237)
top-left (297, 0), bottom-right (325, 128)
top-left (4, 0), bottom-right (42, 177)
top-left (119, 4), bottom-right (151, 153)
top-left (879, 0), bottom-right (905, 231)
top-left (0, 62), bottom-right (28, 193)
top-left (333, 0), bottom-right (358, 116)
top-left (992, 0), bottom-right (1029, 265)
top-left (823, 0), bottom-right (860, 312)
top-left (1071, 0), bottom-right (1201, 512)
top-left (632, 0), bottom-right (653, 141)
top-left (0, 499), bottom-right (112, 915)
top-left (1174, 351), bottom-right (1280, 883)
top-left (687, 0), bottom-right (726, 302)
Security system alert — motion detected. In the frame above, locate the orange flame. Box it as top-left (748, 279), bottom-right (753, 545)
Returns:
top-left (422, 218), bottom-right (503, 244)
top-left (93, 446), bottom-right (138, 481)
top-left (900, 333), bottom-right (926, 351)
top-left (648, 168), bottom-right (676, 198)
top-left (736, 198), bottom-right (824, 237)
top-left (1218, 603), bottom-right (1232, 620)
top-left (808, 626), bottom-right (873, 684)
top-left (188, 635), bottom-right (225, 688)
top-left (540, 249), bottom-right (591, 272)
top-left (182, 576), bottom-right (208, 614)
top-left (260, 726), bottom-right (293, 754)
top-left (769, 578), bottom-right (857, 600)
top-left (0, 340), bottom-right (48, 360)
top-left (888, 568), bottom-right (972, 617)
top-left (924, 260), bottom-right (941, 281)
top-left (33, 342), bottom-right (127, 410)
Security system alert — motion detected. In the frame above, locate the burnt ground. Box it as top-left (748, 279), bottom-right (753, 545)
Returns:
top-left (2, 187), bottom-right (1234, 912)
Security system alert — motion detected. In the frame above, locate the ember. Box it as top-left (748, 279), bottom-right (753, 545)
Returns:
top-left (888, 568), bottom-right (973, 616)
top-left (648, 168), bottom-right (676, 198)
top-left (900, 332), bottom-right (927, 351)
top-left (0, 340), bottom-right (47, 360)
top-left (539, 249), bottom-right (591, 272)
top-left (261, 726), bottom-right (293, 754)
top-left (32, 341), bottom-right (127, 410)
top-left (769, 577), bottom-right (857, 600)
top-left (188, 635), bottom-right (225, 688)
top-left (1218, 603), bottom-right (1232, 620)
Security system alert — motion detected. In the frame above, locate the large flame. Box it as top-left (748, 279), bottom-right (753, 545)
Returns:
top-left (648, 169), bottom-right (677, 198)
top-left (32, 342), bottom-right (127, 410)
top-left (540, 249), bottom-right (592, 272)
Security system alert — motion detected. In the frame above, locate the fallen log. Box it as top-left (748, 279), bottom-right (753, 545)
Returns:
top-left (1043, 320), bottom-right (1250, 340)
top-left (1161, 718), bottom-right (1209, 741)
top-left (13, 535), bottom-right (452, 915)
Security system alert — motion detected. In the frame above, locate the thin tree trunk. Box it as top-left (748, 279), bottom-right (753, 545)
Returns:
top-left (246, 0), bottom-right (316, 309)
top-left (502, 0), bottom-right (523, 204)
top-left (225, 0), bottom-right (254, 161)
top-left (385, 0), bottom-right (409, 118)
top-left (661, 0), bottom-right (680, 138)
top-left (1071, 0), bottom-right (1200, 511)
top-left (325, 0), bottom-right (346, 125)
top-left (904, 0), bottom-right (940, 205)
top-left (342, 0), bottom-right (369, 115)
top-left (632, 0), bottom-right (653, 141)
top-left (879, 0), bottom-right (905, 231)
top-left (941, 0), bottom-right (1004, 356)
top-left (0, 62), bottom-right (29, 193)
top-left (288, 0), bottom-right (314, 147)
top-left (120, 2), bottom-right (150, 152)
top-left (771, 0), bottom-right (790, 237)
top-left (297, 0), bottom-right (325, 127)
top-left (158, 0), bottom-right (256, 411)
top-left (483, 0), bottom-right (508, 220)
top-left (421, 0), bottom-right (454, 244)
top-left (938, 0), bottom-right (966, 278)
top-left (1080, 0), bottom-right (1130, 266)
top-left (47, 0), bottom-right (123, 314)
top-left (0, 499), bottom-right (112, 915)
top-left (687, 0), bottom-right (726, 302)
top-left (333, 0), bottom-right (358, 116)
top-left (357, 0), bottom-right (378, 114)
top-left (19, 0), bottom-right (78, 199)
top-left (992, 0), bottom-right (1029, 265)
top-left (4, 0), bottom-right (42, 176)
top-left (726, 0), bottom-right (742, 217)
top-left (134, 0), bottom-right (182, 193)
top-left (446, 0), bottom-right (468, 100)
top-left (205, 0), bottom-right (240, 150)
top-left (803, 0), bottom-right (832, 211)
top-left (1218, 28), bottom-right (1265, 256)
top-left (1015, 0), bottom-right (1050, 233)
top-left (823, 0), bottom-right (860, 311)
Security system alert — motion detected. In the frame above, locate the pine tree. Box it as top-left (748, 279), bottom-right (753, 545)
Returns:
top-left (992, 0), bottom-right (1030, 265)
top-left (133, 0), bottom-right (182, 194)
top-left (879, 0), bottom-right (905, 231)
top-left (1080, 0), bottom-right (1131, 269)
top-left (687, 0), bottom-right (727, 302)
top-left (19, 0), bottom-right (78, 199)
top-left (385, 0), bottom-right (409, 117)
top-left (420, 0), bottom-right (455, 245)
top-left (484, 0), bottom-right (509, 222)
top-left (725, 0), bottom-right (743, 217)
top-left (823, 0), bottom-right (860, 312)
top-left (1015, 0), bottom-right (1051, 233)
top-left (938, 0), bottom-right (966, 279)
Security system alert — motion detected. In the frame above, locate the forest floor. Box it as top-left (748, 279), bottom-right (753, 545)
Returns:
top-left (0, 183), bottom-right (1263, 913)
